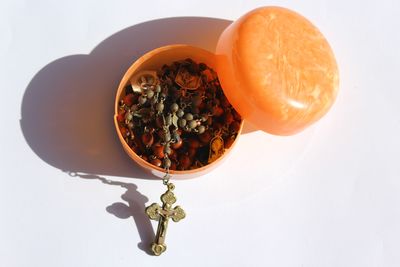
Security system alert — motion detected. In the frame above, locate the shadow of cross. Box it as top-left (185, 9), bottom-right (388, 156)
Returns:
top-left (145, 183), bottom-right (186, 256)
top-left (65, 171), bottom-right (155, 255)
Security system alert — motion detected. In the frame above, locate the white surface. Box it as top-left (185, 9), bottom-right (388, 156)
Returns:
top-left (1, 0), bottom-right (400, 266)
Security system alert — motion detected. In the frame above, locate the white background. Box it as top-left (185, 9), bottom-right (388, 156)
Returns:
top-left (1, 0), bottom-right (400, 266)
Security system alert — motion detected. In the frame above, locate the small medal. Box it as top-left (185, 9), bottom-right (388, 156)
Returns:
top-left (175, 67), bottom-right (201, 90)
top-left (208, 134), bottom-right (224, 164)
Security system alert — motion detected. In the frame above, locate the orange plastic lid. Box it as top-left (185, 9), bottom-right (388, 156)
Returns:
top-left (216, 6), bottom-right (339, 135)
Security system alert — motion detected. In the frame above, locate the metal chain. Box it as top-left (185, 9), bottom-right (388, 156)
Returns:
top-left (162, 169), bottom-right (170, 185)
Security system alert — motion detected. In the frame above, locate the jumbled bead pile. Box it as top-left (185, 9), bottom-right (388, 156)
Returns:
top-left (117, 58), bottom-right (242, 171)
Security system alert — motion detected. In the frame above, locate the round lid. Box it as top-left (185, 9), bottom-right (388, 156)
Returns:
top-left (216, 6), bottom-right (339, 135)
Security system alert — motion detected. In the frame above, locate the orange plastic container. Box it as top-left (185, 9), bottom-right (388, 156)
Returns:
top-left (114, 45), bottom-right (244, 178)
top-left (114, 6), bottom-right (339, 178)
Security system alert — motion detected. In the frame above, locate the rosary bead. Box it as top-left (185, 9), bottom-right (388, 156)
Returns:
top-left (163, 158), bottom-right (172, 169)
top-left (117, 110), bottom-right (125, 122)
top-left (184, 113), bottom-right (193, 121)
top-left (224, 112), bottom-right (234, 125)
top-left (170, 103), bottom-right (179, 113)
top-left (146, 90), bottom-right (154, 99)
top-left (178, 154), bottom-right (191, 170)
top-left (156, 102), bottom-right (164, 112)
top-left (176, 109), bottom-right (184, 118)
top-left (188, 120), bottom-right (197, 129)
top-left (171, 138), bottom-right (183, 150)
top-left (125, 112), bottom-right (133, 121)
top-left (169, 160), bottom-right (177, 170)
top-left (150, 158), bottom-right (162, 167)
top-left (197, 125), bottom-right (206, 134)
top-left (141, 132), bottom-right (154, 147)
top-left (120, 127), bottom-right (128, 138)
top-left (162, 130), bottom-right (171, 142)
top-left (152, 143), bottom-right (165, 159)
top-left (123, 94), bottom-right (134, 107)
top-left (164, 145), bottom-right (172, 155)
top-left (178, 118), bottom-right (187, 128)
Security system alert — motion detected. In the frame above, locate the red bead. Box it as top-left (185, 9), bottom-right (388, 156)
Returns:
top-left (152, 143), bottom-right (165, 159)
top-left (169, 161), bottom-right (177, 170)
top-left (213, 106), bottom-right (224, 117)
top-left (141, 132), bottom-right (154, 147)
top-left (171, 138), bottom-right (183, 150)
top-left (224, 112), bottom-right (234, 125)
top-left (150, 158), bottom-right (162, 167)
top-left (120, 127), bottom-right (129, 138)
top-left (178, 154), bottom-right (191, 170)
top-left (123, 94), bottom-right (134, 106)
top-left (117, 111), bottom-right (125, 122)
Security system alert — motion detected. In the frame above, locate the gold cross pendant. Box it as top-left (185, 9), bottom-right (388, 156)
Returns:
top-left (145, 182), bottom-right (185, 256)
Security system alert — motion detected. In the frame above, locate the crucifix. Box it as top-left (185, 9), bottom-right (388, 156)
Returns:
top-left (145, 182), bottom-right (186, 256)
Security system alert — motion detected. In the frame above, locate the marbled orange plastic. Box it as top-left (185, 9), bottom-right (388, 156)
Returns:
top-left (216, 6), bottom-right (339, 135)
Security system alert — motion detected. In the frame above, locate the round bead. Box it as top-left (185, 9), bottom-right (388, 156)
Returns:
top-left (150, 158), bottom-right (162, 167)
top-left (125, 112), bottom-right (133, 121)
top-left (197, 125), bottom-right (206, 134)
top-left (152, 144), bottom-right (165, 159)
top-left (171, 138), bottom-right (183, 149)
top-left (146, 90), bottom-right (154, 99)
top-left (176, 109), bottom-right (185, 118)
top-left (123, 94), bottom-right (134, 106)
top-left (178, 118), bottom-right (187, 128)
top-left (156, 102), bottom-right (164, 112)
top-left (163, 158), bottom-right (172, 169)
top-left (141, 132), bottom-right (154, 147)
top-left (170, 103), bottom-right (179, 113)
top-left (178, 155), bottom-right (191, 170)
top-left (188, 120), bottom-right (197, 129)
top-left (164, 146), bottom-right (172, 155)
top-left (184, 113), bottom-right (193, 121)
